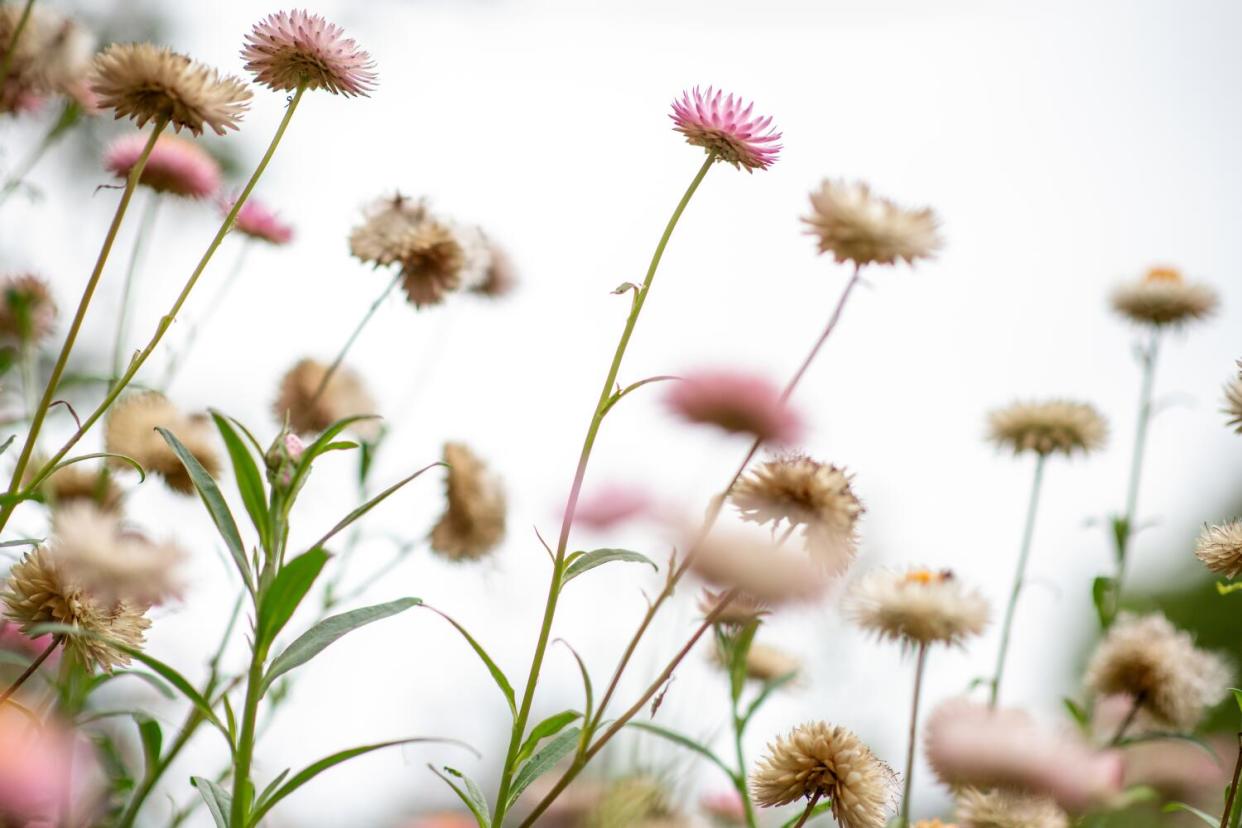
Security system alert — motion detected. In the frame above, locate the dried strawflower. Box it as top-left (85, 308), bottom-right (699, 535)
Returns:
top-left (925, 699), bottom-right (1123, 813)
top-left (0, 273), bottom-right (56, 342)
top-left (698, 588), bottom-right (767, 625)
top-left (666, 370), bottom-right (803, 443)
top-left (242, 10), bottom-right (377, 96)
top-left (986, 400), bottom-right (1107, 457)
top-left (715, 641), bottom-right (800, 683)
top-left (0, 708), bottom-right (77, 818)
top-left (30, 463), bottom-right (122, 514)
top-left (104, 133), bottom-right (221, 198)
top-left (1223, 366), bottom-right (1242, 434)
top-left (1196, 520), bottom-right (1242, 579)
top-left (430, 442), bottom-right (506, 561)
top-left (954, 789), bottom-right (1068, 828)
top-left (104, 392), bottom-right (221, 495)
top-left (50, 503), bottom-right (184, 606)
top-left (473, 241), bottom-right (517, 298)
top-left (273, 358), bottom-right (378, 437)
top-left (750, 721), bottom-right (897, 828)
top-left (1084, 612), bottom-right (1230, 731)
top-left (804, 179), bottom-right (942, 267)
top-left (2, 547), bottom-right (150, 671)
top-left (226, 196), bottom-right (294, 244)
top-left (690, 527), bottom-right (828, 606)
top-left (586, 776), bottom-right (678, 828)
top-left (348, 193), bottom-right (426, 266)
top-left (91, 43), bottom-right (251, 135)
top-left (398, 220), bottom-right (465, 307)
top-left (0, 5), bottom-right (93, 110)
top-left (847, 568), bottom-right (989, 649)
top-left (670, 86), bottom-right (781, 172)
top-left (1110, 266), bottom-right (1218, 328)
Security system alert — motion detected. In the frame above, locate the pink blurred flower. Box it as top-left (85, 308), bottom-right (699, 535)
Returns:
top-left (666, 370), bottom-right (802, 444)
top-left (0, 620), bottom-right (55, 661)
top-left (570, 483), bottom-right (652, 531)
top-left (225, 196), bottom-right (294, 245)
top-left (689, 526), bottom-right (828, 606)
top-left (103, 133), bottom-right (220, 199)
top-left (242, 10), bottom-right (377, 97)
top-left (670, 86), bottom-right (781, 172)
top-left (399, 814), bottom-right (477, 828)
top-left (700, 789), bottom-right (748, 824)
top-left (925, 698), bottom-right (1124, 813)
top-left (0, 709), bottom-right (77, 818)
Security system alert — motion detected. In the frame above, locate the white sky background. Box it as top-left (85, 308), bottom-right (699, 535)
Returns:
top-left (3, 0), bottom-right (1242, 824)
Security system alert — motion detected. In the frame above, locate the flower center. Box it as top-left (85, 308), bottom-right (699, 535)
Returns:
top-left (904, 569), bottom-right (952, 585)
top-left (1144, 266), bottom-right (1183, 284)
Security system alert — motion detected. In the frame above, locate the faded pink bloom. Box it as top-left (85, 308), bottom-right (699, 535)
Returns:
top-left (225, 196), bottom-right (294, 245)
top-left (242, 10), bottom-right (377, 97)
top-left (0, 709), bottom-right (76, 818)
top-left (701, 789), bottom-right (748, 824)
top-left (283, 432), bottom-right (305, 461)
top-left (925, 698), bottom-right (1124, 813)
top-left (670, 86), bottom-right (781, 171)
top-left (666, 370), bottom-right (803, 444)
top-left (0, 620), bottom-right (56, 662)
top-left (689, 526), bottom-right (828, 606)
top-left (399, 814), bottom-right (477, 828)
top-left (103, 133), bottom-right (220, 198)
top-left (570, 483), bottom-right (652, 531)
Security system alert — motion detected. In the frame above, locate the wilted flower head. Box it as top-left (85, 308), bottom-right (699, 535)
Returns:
top-left (226, 196), bottom-right (294, 244)
top-left (847, 568), bottom-right (989, 649)
top-left (925, 699), bottom-right (1123, 813)
top-left (0, 273), bottom-right (56, 342)
top-left (804, 179), bottom-right (941, 267)
top-left (2, 547), bottom-right (150, 672)
top-left (50, 503), bottom-right (184, 606)
top-left (348, 196), bottom-right (467, 307)
top-left (954, 789), bottom-right (1068, 828)
top-left (91, 43), bottom-right (251, 135)
top-left (715, 641), bottom-right (800, 683)
top-left (1110, 266), bottom-right (1218, 328)
top-left (666, 370), bottom-right (803, 444)
top-left (670, 86), bottom-right (781, 172)
top-left (1195, 520), bottom-right (1242, 579)
top-left (104, 392), bottom-right (220, 495)
top-left (0, 4), bottom-right (93, 111)
top-left (242, 9), bottom-right (377, 96)
top-left (397, 221), bottom-right (465, 307)
top-left (273, 358), bottom-right (378, 438)
top-left (571, 482), bottom-right (652, 531)
top-left (751, 721), bottom-right (897, 827)
top-left (691, 527), bottom-right (829, 606)
top-left (1084, 612), bottom-right (1230, 731)
top-left (986, 400), bottom-right (1107, 457)
top-left (473, 241), bottom-right (517, 298)
top-left (104, 133), bottom-right (220, 198)
top-left (348, 193), bottom-right (427, 265)
top-left (700, 789), bottom-right (747, 825)
top-left (0, 708), bottom-right (78, 819)
top-left (430, 442), bottom-right (507, 561)
top-left (1223, 366), bottom-right (1242, 434)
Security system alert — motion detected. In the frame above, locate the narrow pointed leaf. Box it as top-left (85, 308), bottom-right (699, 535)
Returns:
top-left (442, 766), bottom-right (491, 827)
top-left (210, 411), bottom-right (270, 550)
top-left (191, 777), bottom-right (231, 828)
top-left (137, 717), bottom-right (162, 777)
top-left (516, 710), bottom-right (581, 766)
top-left (506, 727), bottom-right (581, 810)
top-left (562, 548), bottom-right (657, 584)
top-left (627, 721), bottom-right (736, 781)
top-left (312, 462), bottom-right (442, 549)
top-left (429, 765), bottom-right (490, 828)
top-left (424, 606), bottom-right (515, 717)
top-left (1162, 802), bottom-right (1220, 826)
top-left (48, 452), bottom-right (145, 482)
top-left (257, 547), bottom-right (329, 648)
top-left (254, 768), bottom-right (291, 814)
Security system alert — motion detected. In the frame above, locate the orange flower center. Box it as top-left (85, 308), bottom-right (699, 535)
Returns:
top-left (1143, 266), bottom-right (1183, 284)
top-left (904, 569), bottom-right (951, 585)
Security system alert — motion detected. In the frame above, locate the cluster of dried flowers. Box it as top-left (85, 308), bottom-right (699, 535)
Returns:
top-left (0, 5), bottom-right (1235, 828)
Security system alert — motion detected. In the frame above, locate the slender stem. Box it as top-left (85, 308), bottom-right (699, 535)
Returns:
top-left (18, 339), bottom-right (36, 421)
top-left (491, 154), bottom-right (716, 825)
top-left (114, 707), bottom-right (205, 828)
top-left (0, 120), bottom-right (167, 522)
top-left (989, 452), bottom-right (1046, 707)
top-left (161, 239), bottom-right (251, 391)
top-left (731, 705), bottom-right (759, 828)
top-left (0, 0), bottom-right (36, 93)
top-left (0, 104), bottom-right (71, 207)
top-left (0, 634), bottom-right (59, 704)
top-left (792, 791), bottom-right (823, 828)
top-left (1115, 330), bottom-right (1160, 595)
top-left (111, 194), bottom-right (161, 385)
top-left (307, 270), bottom-right (402, 408)
top-left (229, 644), bottom-right (267, 828)
top-left (900, 644), bottom-right (928, 827)
top-left (1220, 732), bottom-right (1242, 828)
top-left (1108, 691), bottom-right (1145, 746)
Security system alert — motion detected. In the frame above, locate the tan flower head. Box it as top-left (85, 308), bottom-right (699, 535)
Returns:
top-left (803, 179), bottom-right (942, 267)
top-left (348, 193), bottom-right (427, 266)
top-left (751, 721), bottom-right (897, 828)
top-left (698, 588), bottom-right (767, 625)
top-left (955, 789), bottom-right (1068, 828)
top-left (430, 442), bottom-right (506, 561)
top-left (0, 4), bottom-right (93, 107)
top-left (1110, 266), bottom-right (1218, 328)
top-left (1196, 520), bottom-right (1242, 579)
top-left (29, 463), bottom-right (122, 514)
top-left (714, 641), bottom-right (800, 683)
top-left (104, 392), bottom-right (220, 495)
top-left (472, 241), bottom-right (517, 298)
top-left (50, 503), bottom-right (184, 606)
top-left (273, 358), bottom-right (378, 438)
top-left (398, 221), bottom-right (465, 308)
top-left (1223, 367), bottom-right (1242, 434)
top-left (1084, 612), bottom-right (1231, 731)
top-left (91, 43), bottom-right (251, 135)
top-left (2, 547), bottom-right (150, 672)
top-left (690, 527), bottom-right (829, 606)
top-left (986, 400), bottom-right (1107, 457)
top-left (0, 273), bottom-right (56, 343)
top-left (585, 776), bottom-right (678, 828)
top-left (847, 567), bottom-right (989, 649)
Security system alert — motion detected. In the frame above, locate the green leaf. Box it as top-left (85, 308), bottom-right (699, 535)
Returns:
top-left (191, 776), bottom-right (232, 828)
top-left (430, 765), bottom-right (490, 828)
top-left (287, 415), bottom-right (382, 494)
top-left (210, 411), bottom-right (270, 552)
top-left (1233, 688), bottom-right (1242, 718)
top-left (312, 462), bottom-right (442, 549)
top-left (562, 548), bottom-right (657, 584)
top-left (424, 606), bottom-right (516, 717)
top-left (558, 640), bottom-right (594, 728)
top-left (516, 710), bottom-right (581, 766)
top-left (627, 721), bottom-right (736, 782)
top-left (86, 669), bottom-right (173, 700)
top-left (1110, 515), bottom-right (1130, 563)
top-left (257, 548), bottom-right (329, 648)
top-left (157, 427), bottom-right (253, 593)
top-left (48, 452), bottom-right (145, 482)
top-left (254, 768), bottom-right (291, 815)
top-left (441, 766), bottom-right (492, 827)
top-left (137, 717), bottom-right (162, 778)
top-left (0, 537), bottom-right (42, 549)
top-left (779, 801), bottom-right (833, 828)
top-left (506, 727), bottom-right (581, 811)
top-left (728, 621), bottom-right (760, 703)
top-left (1162, 802), bottom-right (1219, 826)
top-left (1091, 575), bottom-right (1117, 629)
top-left (1218, 581), bottom-right (1242, 596)
top-left (1062, 697), bottom-right (1090, 731)
top-left (263, 597), bottom-right (421, 692)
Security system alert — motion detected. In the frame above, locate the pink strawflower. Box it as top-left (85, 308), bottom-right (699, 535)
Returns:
top-left (925, 698), bottom-right (1125, 813)
top-left (103, 133), bottom-right (220, 198)
top-left (242, 10), bottom-right (377, 97)
top-left (225, 196), bottom-right (294, 245)
top-left (0, 708), bottom-right (77, 818)
top-left (666, 370), bottom-right (803, 443)
top-left (670, 86), bottom-right (781, 171)
top-left (700, 789), bottom-right (748, 824)
top-left (570, 483), bottom-right (652, 531)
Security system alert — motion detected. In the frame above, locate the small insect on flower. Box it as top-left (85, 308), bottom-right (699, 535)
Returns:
top-left (223, 196), bottom-right (294, 245)
top-left (847, 567), bottom-right (990, 649)
top-left (1195, 520), bottom-right (1242, 579)
top-left (954, 788), bottom-right (1068, 828)
top-left (803, 179), bottom-right (942, 268)
top-left (666, 370), bottom-right (803, 444)
top-left (104, 392), bottom-right (221, 495)
top-left (104, 133), bottom-right (221, 198)
top-left (986, 400), bottom-right (1107, 457)
top-left (430, 442), bottom-right (507, 562)
top-left (670, 86), bottom-right (781, 171)
top-left (1110, 265), bottom-right (1218, 328)
top-left (0, 273), bottom-right (57, 343)
top-left (272, 357), bottom-right (378, 438)
top-left (243, 9), bottom-right (377, 96)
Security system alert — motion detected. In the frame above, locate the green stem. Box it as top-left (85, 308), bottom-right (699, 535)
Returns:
top-left (111, 194), bottom-right (161, 386)
top-left (229, 644), bottom-right (267, 828)
top-left (793, 791), bottom-right (823, 828)
top-left (990, 452), bottom-right (1046, 707)
top-left (900, 644), bottom-right (928, 826)
top-left (1220, 732), bottom-right (1242, 828)
top-left (1115, 330), bottom-right (1160, 595)
top-left (0, 0), bottom-right (36, 94)
top-left (731, 704), bottom-right (759, 828)
top-left (307, 270), bottom-right (402, 408)
top-left (491, 154), bottom-right (715, 825)
top-left (161, 239), bottom-right (251, 392)
top-left (114, 707), bottom-right (205, 828)
top-left (17, 338), bottom-right (36, 422)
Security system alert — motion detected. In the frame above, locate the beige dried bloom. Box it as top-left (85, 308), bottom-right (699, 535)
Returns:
top-left (585, 776), bottom-right (679, 828)
top-left (714, 641), bottom-right (800, 683)
top-left (273, 358), bottom-right (378, 438)
top-left (750, 721), bottom-right (897, 828)
top-left (0, 4), bottom-right (93, 107)
top-left (29, 463), bottom-right (122, 514)
top-left (473, 241), bottom-right (517, 298)
top-left (698, 588), bottom-right (767, 625)
top-left (430, 443), bottom-right (506, 561)
top-left (1110, 266), bottom-right (1218, 328)
top-left (803, 179), bottom-right (942, 267)
top-left (104, 392), bottom-right (219, 495)
top-left (50, 503), bottom-right (184, 606)
top-left (91, 43), bottom-right (251, 135)
top-left (1084, 612), bottom-right (1231, 731)
top-left (1223, 366), bottom-right (1242, 434)
top-left (398, 221), bottom-right (465, 307)
top-left (690, 527), bottom-right (829, 606)
top-left (348, 194), bottom-right (427, 265)
top-left (847, 568), bottom-right (989, 648)
top-left (954, 788), bottom-right (1068, 828)
top-left (1196, 520), bottom-right (1242, 579)
top-left (0, 273), bottom-right (57, 343)
top-left (986, 400), bottom-right (1107, 457)
top-left (1, 547), bottom-right (150, 672)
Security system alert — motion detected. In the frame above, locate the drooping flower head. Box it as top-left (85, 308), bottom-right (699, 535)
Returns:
top-left (430, 442), bottom-right (507, 561)
top-left (273, 357), bottom-right (378, 438)
top-left (986, 400), bottom-right (1107, 457)
top-left (50, 503), bottom-right (185, 606)
top-left (804, 179), bottom-right (942, 267)
top-left (847, 568), bottom-right (989, 649)
top-left (104, 133), bottom-right (221, 198)
top-left (750, 721), bottom-right (897, 827)
top-left (1110, 266), bottom-right (1218, 328)
top-left (954, 788), bottom-right (1068, 828)
top-left (104, 391), bottom-right (221, 495)
top-left (1196, 520), bottom-right (1242, 579)
top-left (397, 221), bottom-right (466, 307)
top-left (666, 370), bottom-right (803, 444)
top-left (0, 273), bottom-right (56, 342)
top-left (224, 195), bottom-right (294, 244)
top-left (243, 10), bottom-right (377, 96)
top-left (670, 86), bottom-right (781, 172)
top-left (91, 43), bottom-right (251, 135)
top-left (348, 195), bottom-right (469, 307)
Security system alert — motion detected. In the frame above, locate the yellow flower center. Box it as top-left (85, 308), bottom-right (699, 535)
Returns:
top-left (1143, 266), bottom-right (1183, 284)
top-left (904, 569), bottom-right (950, 585)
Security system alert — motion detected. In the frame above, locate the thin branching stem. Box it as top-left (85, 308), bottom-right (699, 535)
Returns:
top-left (1115, 329), bottom-right (1160, 597)
top-left (900, 643), bottom-right (929, 825)
top-left (1220, 732), bottom-right (1242, 828)
top-left (0, 634), bottom-right (59, 705)
top-left (307, 270), bottom-right (402, 408)
top-left (0, 0), bottom-right (35, 93)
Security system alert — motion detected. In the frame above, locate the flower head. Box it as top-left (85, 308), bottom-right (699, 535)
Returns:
top-left (1195, 520), bottom-right (1242, 579)
top-left (0, 708), bottom-right (78, 819)
top-left (2, 547), bottom-right (150, 672)
top-left (91, 43), bottom-right (251, 135)
top-left (750, 721), bottom-right (897, 828)
top-left (104, 392), bottom-right (220, 495)
top-left (715, 641), bottom-right (800, 683)
top-left (1084, 612), bottom-right (1230, 731)
top-left (225, 196), bottom-right (294, 244)
top-left (104, 133), bottom-right (220, 198)
top-left (666, 370), bottom-right (803, 443)
top-left (273, 358), bottom-right (378, 438)
top-left (690, 527), bottom-right (828, 606)
top-left (670, 86), bottom-right (781, 171)
top-left (348, 196), bottom-right (467, 307)
top-left (242, 10), bottom-right (377, 96)
top-left (1223, 366), bottom-right (1242, 434)
top-left (700, 789), bottom-right (747, 825)
top-left (0, 5), bottom-right (94, 111)
top-left (50, 503), bottom-right (184, 606)
top-left (430, 442), bottom-right (507, 561)
top-left (398, 221), bottom-right (465, 307)
top-left (571, 483), bottom-right (652, 531)
top-left (472, 241), bottom-right (518, 298)
top-left (1110, 266), bottom-right (1218, 328)
top-left (0, 273), bottom-right (56, 342)
top-left (847, 568), bottom-right (989, 649)
top-left (804, 179), bottom-right (942, 267)
top-left (349, 193), bottom-right (427, 265)
top-left (986, 400), bottom-right (1107, 457)
top-left (29, 463), bottom-right (122, 514)
top-left (954, 789), bottom-right (1068, 828)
